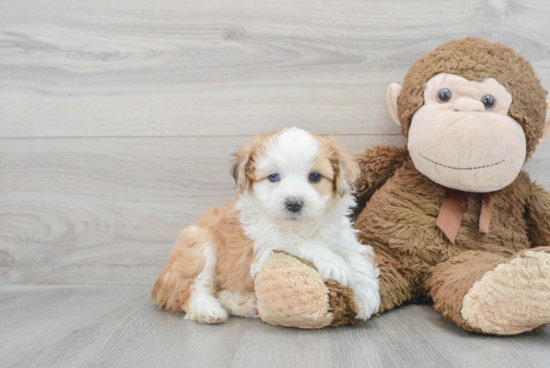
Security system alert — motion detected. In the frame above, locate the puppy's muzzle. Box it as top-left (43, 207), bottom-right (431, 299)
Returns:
top-left (285, 198), bottom-right (304, 213)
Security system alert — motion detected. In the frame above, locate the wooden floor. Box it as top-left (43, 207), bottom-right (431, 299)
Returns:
top-left (1, 285), bottom-right (549, 368)
top-left (1, 0), bottom-right (550, 366)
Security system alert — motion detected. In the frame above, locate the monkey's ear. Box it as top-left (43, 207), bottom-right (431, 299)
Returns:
top-left (541, 101), bottom-right (550, 143)
top-left (386, 83), bottom-right (402, 127)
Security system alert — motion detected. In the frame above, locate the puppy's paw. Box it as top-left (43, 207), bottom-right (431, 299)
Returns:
top-left (315, 254), bottom-right (354, 286)
top-left (352, 286), bottom-right (380, 321)
top-left (242, 298), bottom-right (259, 318)
top-left (217, 290), bottom-right (259, 319)
top-left (185, 294), bottom-right (228, 324)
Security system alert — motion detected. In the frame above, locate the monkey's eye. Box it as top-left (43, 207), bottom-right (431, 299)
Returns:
top-left (268, 173), bottom-right (280, 182)
top-left (308, 172), bottom-right (321, 183)
top-left (437, 88), bottom-right (452, 103)
top-left (481, 94), bottom-right (496, 110)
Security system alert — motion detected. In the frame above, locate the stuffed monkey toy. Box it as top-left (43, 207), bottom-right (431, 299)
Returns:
top-left (255, 38), bottom-right (550, 335)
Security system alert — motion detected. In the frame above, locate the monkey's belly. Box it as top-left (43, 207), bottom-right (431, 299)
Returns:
top-left (355, 166), bottom-right (532, 283)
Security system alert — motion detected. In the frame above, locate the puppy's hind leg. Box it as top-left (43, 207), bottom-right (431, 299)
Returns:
top-left (185, 245), bottom-right (228, 324)
top-left (151, 225), bottom-right (227, 324)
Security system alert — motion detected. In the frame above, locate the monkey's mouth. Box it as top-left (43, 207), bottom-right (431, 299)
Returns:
top-left (419, 153), bottom-right (505, 171)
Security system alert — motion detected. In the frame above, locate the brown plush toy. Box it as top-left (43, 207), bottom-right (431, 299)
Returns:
top-left (256, 38), bottom-right (550, 335)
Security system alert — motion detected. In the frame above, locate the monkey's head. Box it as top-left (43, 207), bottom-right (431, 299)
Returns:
top-left (387, 38), bottom-right (550, 192)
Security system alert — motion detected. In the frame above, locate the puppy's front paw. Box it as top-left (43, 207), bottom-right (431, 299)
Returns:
top-left (185, 294), bottom-right (228, 324)
top-left (352, 286), bottom-right (380, 321)
top-left (315, 255), bottom-right (354, 286)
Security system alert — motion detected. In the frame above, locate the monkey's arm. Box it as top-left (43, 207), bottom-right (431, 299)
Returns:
top-left (525, 178), bottom-right (550, 247)
top-left (353, 146), bottom-right (408, 213)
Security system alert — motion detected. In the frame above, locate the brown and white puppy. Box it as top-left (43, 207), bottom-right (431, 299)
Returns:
top-left (152, 127), bottom-right (380, 324)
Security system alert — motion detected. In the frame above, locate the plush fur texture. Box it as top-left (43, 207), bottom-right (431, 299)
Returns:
top-left (426, 250), bottom-right (508, 332)
top-left (325, 279), bottom-right (361, 327)
top-left (152, 128), bottom-right (380, 325)
top-left (405, 73), bottom-right (526, 192)
top-left (461, 247), bottom-right (550, 335)
top-left (255, 251), bottom-right (334, 329)
top-left (349, 39), bottom-right (550, 336)
top-left (396, 38), bottom-right (548, 158)
top-left (255, 250), bottom-right (361, 328)
top-left (354, 145), bottom-right (550, 335)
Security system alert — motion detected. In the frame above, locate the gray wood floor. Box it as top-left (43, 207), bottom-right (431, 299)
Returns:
top-left (1, 0), bottom-right (550, 366)
top-left (1, 285), bottom-right (549, 368)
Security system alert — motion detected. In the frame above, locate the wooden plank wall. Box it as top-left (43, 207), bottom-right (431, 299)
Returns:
top-left (1, 0), bottom-right (549, 285)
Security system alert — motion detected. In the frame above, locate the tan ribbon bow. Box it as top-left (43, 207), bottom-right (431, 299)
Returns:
top-left (435, 189), bottom-right (494, 244)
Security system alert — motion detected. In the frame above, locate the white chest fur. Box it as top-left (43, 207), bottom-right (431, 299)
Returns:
top-left (235, 194), bottom-right (381, 320)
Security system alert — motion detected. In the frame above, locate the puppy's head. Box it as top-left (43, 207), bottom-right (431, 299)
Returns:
top-left (231, 127), bottom-right (359, 225)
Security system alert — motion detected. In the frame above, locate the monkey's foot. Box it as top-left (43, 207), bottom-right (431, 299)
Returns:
top-left (461, 248), bottom-right (550, 335)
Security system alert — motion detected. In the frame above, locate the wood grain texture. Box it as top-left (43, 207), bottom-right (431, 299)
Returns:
top-left (0, 285), bottom-right (549, 368)
top-left (0, 134), bottom-right (410, 285)
top-left (1, 0), bottom-right (550, 137)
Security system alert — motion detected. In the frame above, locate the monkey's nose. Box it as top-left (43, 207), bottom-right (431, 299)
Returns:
top-left (453, 98), bottom-right (485, 113)
top-left (285, 198), bottom-right (304, 213)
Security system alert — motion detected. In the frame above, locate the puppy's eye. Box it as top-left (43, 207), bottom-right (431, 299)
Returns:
top-left (268, 173), bottom-right (280, 182)
top-left (437, 88), bottom-right (452, 103)
top-left (308, 172), bottom-right (321, 183)
top-left (481, 94), bottom-right (496, 110)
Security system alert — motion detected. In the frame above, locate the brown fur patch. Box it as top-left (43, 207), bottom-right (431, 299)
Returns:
top-left (425, 251), bottom-right (507, 333)
top-left (314, 135), bottom-right (360, 197)
top-left (355, 150), bottom-right (540, 312)
top-left (151, 226), bottom-right (212, 312)
top-left (397, 38), bottom-right (548, 158)
top-left (231, 129), bottom-right (289, 193)
top-left (200, 204), bottom-right (256, 293)
top-left (310, 151), bottom-right (337, 200)
top-left (231, 135), bottom-right (262, 193)
top-left (352, 145), bottom-right (409, 220)
top-left (152, 202), bottom-right (255, 312)
top-left (525, 183), bottom-right (550, 246)
top-left (326, 280), bottom-right (361, 327)
top-left (374, 248), bottom-right (415, 314)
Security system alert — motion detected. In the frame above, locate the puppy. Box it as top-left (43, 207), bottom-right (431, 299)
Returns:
top-left (152, 127), bottom-right (380, 324)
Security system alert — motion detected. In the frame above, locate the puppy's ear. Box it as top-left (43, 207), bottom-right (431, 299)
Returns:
top-left (330, 138), bottom-right (360, 196)
top-left (231, 135), bottom-right (262, 193)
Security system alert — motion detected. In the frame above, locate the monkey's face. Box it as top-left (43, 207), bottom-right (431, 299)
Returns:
top-left (407, 73), bottom-right (526, 192)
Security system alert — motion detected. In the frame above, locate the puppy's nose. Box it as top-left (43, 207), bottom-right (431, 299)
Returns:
top-left (285, 198), bottom-right (304, 213)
